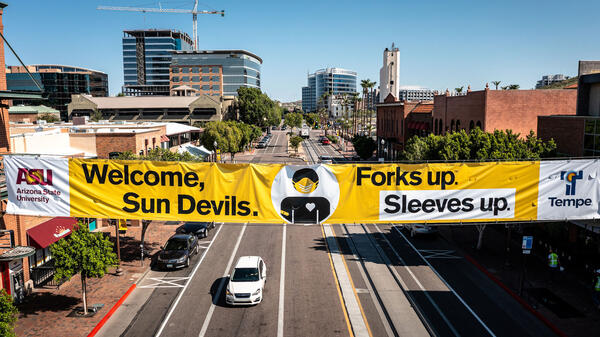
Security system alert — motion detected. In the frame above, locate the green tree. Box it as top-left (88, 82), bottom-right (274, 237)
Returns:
top-left (0, 289), bottom-right (18, 337)
top-left (508, 84), bottom-right (520, 90)
top-left (116, 148), bottom-right (204, 162)
top-left (284, 112), bottom-right (303, 133)
top-left (455, 86), bottom-right (464, 94)
top-left (90, 110), bottom-right (103, 122)
top-left (289, 135), bottom-right (303, 153)
top-left (401, 128), bottom-right (556, 161)
top-left (491, 81), bottom-right (501, 90)
top-left (37, 113), bottom-right (60, 123)
top-left (237, 87), bottom-right (281, 127)
top-left (305, 113), bottom-right (319, 128)
top-left (352, 135), bottom-right (377, 160)
top-left (51, 223), bottom-right (118, 315)
top-left (201, 121), bottom-right (245, 161)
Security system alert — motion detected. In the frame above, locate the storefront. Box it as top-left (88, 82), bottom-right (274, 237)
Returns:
top-left (0, 246), bottom-right (35, 304)
top-left (26, 217), bottom-right (76, 288)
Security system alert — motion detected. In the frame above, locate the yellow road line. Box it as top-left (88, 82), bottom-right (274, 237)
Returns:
top-left (321, 223), bottom-right (354, 337)
top-left (332, 225), bottom-right (374, 337)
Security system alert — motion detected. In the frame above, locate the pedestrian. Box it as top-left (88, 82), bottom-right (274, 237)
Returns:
top-left (547, 248), bottom-right (560, 283)
top-left (593, 269), bottom-right (600, 309)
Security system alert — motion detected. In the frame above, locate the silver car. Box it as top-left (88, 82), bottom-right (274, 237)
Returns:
top-left (403, 224), bottom-right (438, 237)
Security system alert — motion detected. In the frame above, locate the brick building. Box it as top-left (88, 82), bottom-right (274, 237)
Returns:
top-left (376, 94), bottom-right (433, 159)
top-left (538, 61), bottom-right (600, 157)
top-left (8, 105), bottom-right (60, 123)
top-left (432, 86), bottom-right (577, 137)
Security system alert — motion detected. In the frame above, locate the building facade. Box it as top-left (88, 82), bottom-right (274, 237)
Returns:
top-left (379, 44), bottom-right (400, 103)
top-left (398, 86), bottom-right (436, 102)
top-left (122, 29), bottom-right (193, 96)
top-left (536, 74), bottom-right (569, 89)
top-left (301, 68), bottom-right (357, 113)
top-left (6, 65), bottom-right (108, 121)
top-left (170, 50), bottom-right (262, 96)
top-left (538, 61), bottom-right (600, 157)
top-left (432, 87), bottom-right (577, 137)
top-left (376, 94), bottom-right (433, 159)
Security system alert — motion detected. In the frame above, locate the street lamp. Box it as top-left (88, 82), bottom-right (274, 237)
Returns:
top-left (380, 138), bottom-right (385, 161)
top-left (213, 140), bottom-right (218, 162)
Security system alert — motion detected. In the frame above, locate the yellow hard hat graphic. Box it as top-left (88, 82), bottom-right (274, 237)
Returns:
top-left (292, 168), bottom-right (319, 194)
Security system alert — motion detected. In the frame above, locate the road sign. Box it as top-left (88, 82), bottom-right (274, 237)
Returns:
top-left (522, 235), bottom-right (533, 254)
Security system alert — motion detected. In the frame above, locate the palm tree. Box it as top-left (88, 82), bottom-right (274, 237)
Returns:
top-left (508, 84), bottom-right (520, 90)
top-left (455, 86), bottom-right (464, 94)
top-left (351, 92), bottom-right (360, 135)
top-left (367, 80), bottom-right (376, 136)
top-left (491, 81), bottom-right (501, 90)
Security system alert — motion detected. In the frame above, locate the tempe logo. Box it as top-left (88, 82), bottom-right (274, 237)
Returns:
top-left (271, 166), bottom-right (340, 224)
top-left (548, 170), bottom-right (592, 209)
top-left (560, 170), bottom-right (582, 195)
top-left (16, 168), bottom-right (53, 186)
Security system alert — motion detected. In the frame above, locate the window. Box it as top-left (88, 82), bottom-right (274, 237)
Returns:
top-left (181, 76), bottom-right (189, 82)
top-left (202, 68), bottom-right (209, 73)
top-left (469, 120), bottom-right (475, 131)
top-left (456, 120), bottom-right (461, 130)
top-left (172, 68), bottom-right (179, 74)
top-left (172, 76), bottom-right (179, 82)
top-left (191, 76), bottom-right (200, 83)
top-left (476, 121), bottom-right (482, 128)
top-left (182, 68), bottom-right (190, 74)
top-left (202, 76), bottom-right (210, 82)
top-left (450, 120), bottom-right (455, 131)
top-left (192, 67), bottom-right (200, 73)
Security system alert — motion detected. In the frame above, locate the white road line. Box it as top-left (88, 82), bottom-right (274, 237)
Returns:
top-left (277, 223), bottom-right (287, 337)
top-left (391, 225), bottom-right (497, 337)
top-left (369, 224), bottom-right (460, 337)
top-left (198, 222), bottom-right (248, 337)
top-left (271, 132), bottom-right (282, 154)
top-left (154, 223), bottom-right (224, 337)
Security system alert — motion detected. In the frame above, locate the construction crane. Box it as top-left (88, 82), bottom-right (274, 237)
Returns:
top-left (97, 1), bottom-right (224, 50)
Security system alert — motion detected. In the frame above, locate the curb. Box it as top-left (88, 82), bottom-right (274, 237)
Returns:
top-left (87, 283), bottom-right (137, 337)
top-left (463, 253), bottom-right (567, 337)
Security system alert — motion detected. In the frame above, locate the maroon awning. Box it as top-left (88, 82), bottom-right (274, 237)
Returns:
top-left (27, 217), bottom-right (77, 249)
top-left (160, 135), bottom-right (169, 142)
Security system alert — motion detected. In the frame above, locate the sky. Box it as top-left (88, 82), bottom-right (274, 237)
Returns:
top-left (3, 0), bottom-right (600, 102)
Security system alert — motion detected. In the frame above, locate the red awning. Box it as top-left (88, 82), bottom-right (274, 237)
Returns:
top-left (27, 217), bottom-right (77, 249)
top-left (160, 135), bottom-right (169, 142)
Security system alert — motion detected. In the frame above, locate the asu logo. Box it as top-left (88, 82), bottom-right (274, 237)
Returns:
top-left (16, 168), bottom-right (53, 186)
top-left (560, 170), bottom-right (583, 195)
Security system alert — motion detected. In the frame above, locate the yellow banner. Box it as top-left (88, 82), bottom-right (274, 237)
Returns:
top-left (66, 159), bottom-right (541, 224)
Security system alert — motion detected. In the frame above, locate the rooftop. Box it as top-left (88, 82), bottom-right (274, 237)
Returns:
top-left (173, 49), bottom-right (263, 64)
top-left (9, 105), bottom-right (59, 114)
top-left (77, 94), bottom-right (220, 109)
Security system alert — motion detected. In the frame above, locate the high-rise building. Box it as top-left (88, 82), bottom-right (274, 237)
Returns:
top-left (169, 50), bottom-right (262, 97)
top-left (536, 74), bottom-right (569, 88)
top-left (301, 68), bottom-right (357, 113)
top-left (379, 44), bottom-right (400, 102)
top-left (398, 86), bottom-right (436, 102)
top-left (122, 29), bottom-right (193, 96)
top-left (6, 65), bottom-right (108, 121)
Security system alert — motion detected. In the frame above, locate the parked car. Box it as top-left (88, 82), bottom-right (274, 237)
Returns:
top-left (257, 141), bottom-right (267, 148)
top-left (321, 138), bottom-right (331, 145)
top-left (319, 155), bottom-right (333, 164)
top-left (402, 224), bottom-right (438, 237)
top-left (226, 256), bottom-right (267, 305)
top-left (156, 234), bottom-right (199, 269)
top-left (177, 221), bottom-right (214, 238)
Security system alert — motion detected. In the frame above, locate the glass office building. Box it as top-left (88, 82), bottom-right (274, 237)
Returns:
top-left (170, 50), bottom-right (262, 96)
top-left (122, 29), bottom-right (193, 96)
top-left (6, 65), bottom-right (108, 121)
top-left (301, 68), bottom-right (357, 113)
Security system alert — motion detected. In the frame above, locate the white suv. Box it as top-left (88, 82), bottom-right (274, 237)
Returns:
top-left (226, 256), bottom-right (266, 305)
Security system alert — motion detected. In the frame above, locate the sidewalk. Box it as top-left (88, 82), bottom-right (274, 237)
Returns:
top-left (14, 221), bottom-right (178, 337)
top-left (440, 225), bottom-right (600, 337)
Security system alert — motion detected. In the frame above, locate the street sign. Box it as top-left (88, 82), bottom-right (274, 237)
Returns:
top-left (522, 235), bottom-right (533, 254)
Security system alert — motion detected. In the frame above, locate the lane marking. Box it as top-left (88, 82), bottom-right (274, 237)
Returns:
top-left (277, 223), bottom-right (286, 337)
top-left (320, 223), bottom-right (354, 337)
top-left (198, 222), bottom-right (248, 337)
top-left (391, 225), bottom-right (497, 337)
top-left (139, 277), bottom-right (190, 289)
top-left (333, 225), bottom-right (373, 337)
top-left (419, 249), bottom-right (462, 259)
top-left (370, 224), bottom-right (460, 337)
top-left (154, 223), bottom-right (224, 337)
top-left (341, 225), bottom-right (395, 337)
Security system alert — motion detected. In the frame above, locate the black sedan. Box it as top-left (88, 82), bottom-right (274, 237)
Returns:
top-left (177, 221), bottom-right (214, 238)
top-left (156, 234), bottom-right (199, 269)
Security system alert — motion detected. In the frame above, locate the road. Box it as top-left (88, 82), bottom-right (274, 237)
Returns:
top-left (98, 129), bottom-right (559, 337)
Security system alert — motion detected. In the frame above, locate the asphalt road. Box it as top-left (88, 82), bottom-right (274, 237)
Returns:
top-left (99, 132), bottom-right (560, 337)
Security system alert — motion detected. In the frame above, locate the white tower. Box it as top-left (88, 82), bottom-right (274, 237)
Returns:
top-left (379, 43), bottom-right (400, 102)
